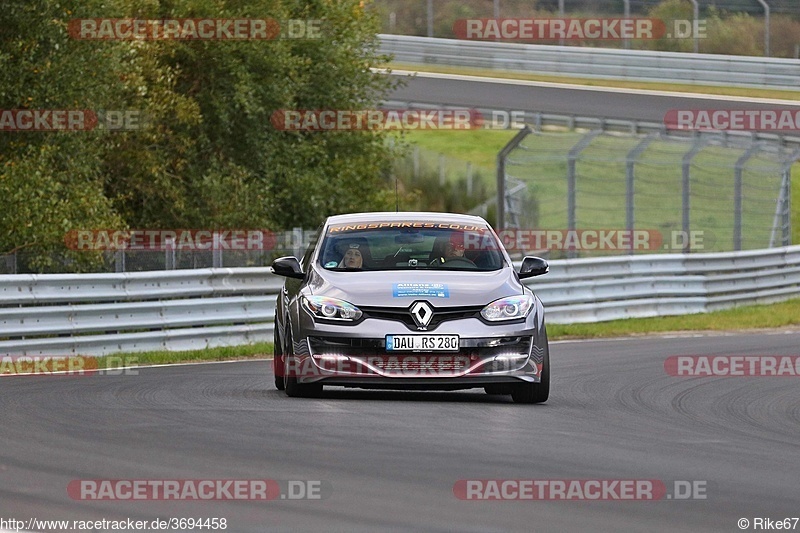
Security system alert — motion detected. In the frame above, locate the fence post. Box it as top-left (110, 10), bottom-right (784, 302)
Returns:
top-left (427, 0), bottom-right (434, 37)
top-left (413, 146), bottom-right (420, 179)
top-left (165, 237), bottom-right (176, 270)
top-left (755, 0), bottom-right (770, 57)
top-left (115, 249), bottom-right (125, 273)
top-left (212, 232), bottom-right (223, 268)
top-left (292, 227), bottom-right (303, 259)
top-left (770, 169), bottom-right (789, 248)
top-left (625, 134), bottom-right (657, 254)
top-left (773, 149), bottom-right (799, 247)
top-left (466, 162), bottom-right (473, 196)
top-left (493, 0), bottom-right (500, 18)
top-left (681, 138), bottom-right (708, 253)
top-left (623, 0), bottom-right (631, 50)
top-left (566, 131), bottom-right (602, 258)
top-left (439, 154), bottom-right (446, 186)
top-left (496, 126), bottom-right (532, 230)
top-left (788, 166), bottom-right (794, 247)
top-left (734, 145), bottom-right (761, 251)
top-left (689, 0), bottom-right (699, 53)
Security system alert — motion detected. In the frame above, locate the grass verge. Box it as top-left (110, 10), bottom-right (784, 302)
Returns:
top-left (93, 342), bottom-right (274, 368)
top-left (386, 63), bottom-right (800, 101)
top-left (23, 298), bottom-right (793, 374)
top-left (548, 298), bottom-right (800, 339)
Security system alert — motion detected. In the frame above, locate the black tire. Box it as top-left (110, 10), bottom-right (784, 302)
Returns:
top-left (511, 350), bottom-right (550, 404)
top-left (484, 385), bottom-right (513, 395)
top-left (283, 331), bottom-right (322, 398)
top-left (273, 324), bottom-right (285, 391)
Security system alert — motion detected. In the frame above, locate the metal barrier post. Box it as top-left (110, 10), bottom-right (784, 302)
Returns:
top-left (292, 227), bottom-right (304, 259)
top-left (212, 232), bottom-right (223, 268)
top-left (427, 0), bottom-right (433, 37)
top-left (566, 131), bottom-right (602, 258)
top-left (689, 0), bottom-right (699, 53)
top-left (773, 149), bottom-right (799, 246)
top-left (496, 126), bottom-right (532, 230)
top-left (165, 237), bottom-right (176, 270)
top-left (623, 0), bottom-right (631, 50)
top-left (682, 138), bottom-right (709, 253)
top-left (115, 249), bottom-right (125, 273)
top-left (755, 0), bottom-right (771, 57)
top-left (625, 134), bottom-right (658, 254)
top-left (734, 145), bottom-right (761, 250)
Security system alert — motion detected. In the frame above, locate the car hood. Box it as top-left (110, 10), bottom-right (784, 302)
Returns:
top-left (306, 268), bottom-right (525, 307)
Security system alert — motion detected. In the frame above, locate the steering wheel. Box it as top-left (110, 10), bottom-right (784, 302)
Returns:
top-left (434, 256), bottom-right (476, 268)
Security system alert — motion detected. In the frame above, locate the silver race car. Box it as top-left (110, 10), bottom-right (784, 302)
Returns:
top-left (271, 212), bottom-right (550, 403)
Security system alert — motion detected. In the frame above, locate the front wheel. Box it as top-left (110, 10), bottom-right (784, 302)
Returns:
top-left (273, 324), bottom-right (285, 391)
top-left (511, 351), bottom-right (549, 404)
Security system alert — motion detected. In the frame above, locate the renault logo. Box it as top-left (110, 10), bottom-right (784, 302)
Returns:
top-left (410, 301), bottom-right (434, 330)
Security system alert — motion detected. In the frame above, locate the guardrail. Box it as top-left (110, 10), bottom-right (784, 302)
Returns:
top-left (382, 102), bottom-right (800, 150)
top-left (536, 246), bottom-right (800, 323)
top-left (0, 268), bottom-right (281, 357)
top-left (2, 246), bottom-right (799, 356)
top-left (380, 34), bottom-right (800, 90)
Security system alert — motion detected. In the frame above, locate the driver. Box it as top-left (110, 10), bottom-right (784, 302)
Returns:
top-left (430, 232), bottom-right (475, 266)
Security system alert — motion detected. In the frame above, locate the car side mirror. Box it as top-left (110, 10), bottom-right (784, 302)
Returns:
top-left (271, 256), bottom-right (305, 279)
top-left (519, 256), bottom-right (549, 279)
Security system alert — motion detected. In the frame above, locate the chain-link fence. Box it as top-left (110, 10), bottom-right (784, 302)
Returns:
top-left (0, 230), bottom-right (319, 274)
top-left (499, 118), bottom-right (797, 258)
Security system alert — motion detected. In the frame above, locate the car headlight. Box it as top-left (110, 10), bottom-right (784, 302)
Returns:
top-left (480, 294), bottom-right (534, 322)
top-left (302, 296), bottom-right (363, 321)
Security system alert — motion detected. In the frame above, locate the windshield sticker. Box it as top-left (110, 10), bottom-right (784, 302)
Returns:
top-left (328, 222), bottom-right (487, 234)
top-left (393, 283), bottom-right (449, 298)
top-left (324, 261), bottom-right (338, 268)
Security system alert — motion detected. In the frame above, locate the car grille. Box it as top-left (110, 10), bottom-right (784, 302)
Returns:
top-left (358, 305), bottom-right (484, 331)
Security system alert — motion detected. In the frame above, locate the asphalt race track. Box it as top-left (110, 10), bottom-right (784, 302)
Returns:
top-left (388, 72), bottom-right (800, 123)
top-left (3, 331), bottom-right (800, 532)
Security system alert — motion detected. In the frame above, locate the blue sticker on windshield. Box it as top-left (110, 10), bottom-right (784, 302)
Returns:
top-left (325, 261), bottom-right (338, 268)
top-left (393, 283), bottom-right (449, 298)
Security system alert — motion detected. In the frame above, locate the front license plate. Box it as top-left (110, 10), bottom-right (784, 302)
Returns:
top-left (386, 335), bottom-right (459, 352)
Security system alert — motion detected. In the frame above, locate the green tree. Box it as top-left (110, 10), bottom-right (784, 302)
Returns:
top-left (1, 0), bottom-right (399, 271)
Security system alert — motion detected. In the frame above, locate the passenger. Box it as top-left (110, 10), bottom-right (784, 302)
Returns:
top-left (339, 242), bottom-right (365, 268)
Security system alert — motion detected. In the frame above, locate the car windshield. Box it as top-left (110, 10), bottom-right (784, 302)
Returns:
top-left (318, 221), bottom-right (506, 272)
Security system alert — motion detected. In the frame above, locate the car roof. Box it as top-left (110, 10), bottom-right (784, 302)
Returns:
top-left (325, 212), bottom-right (491, 226)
